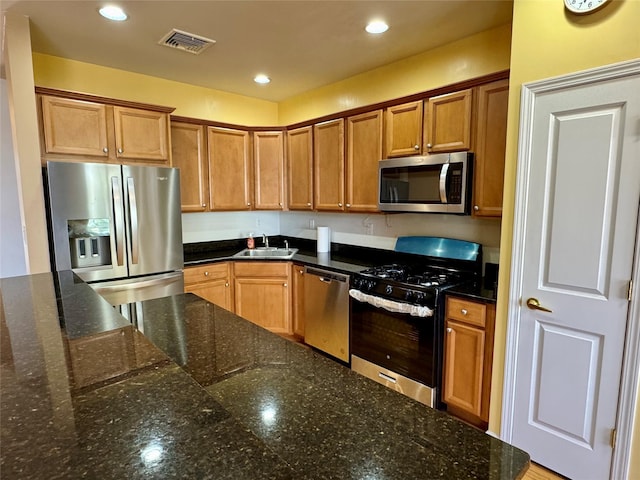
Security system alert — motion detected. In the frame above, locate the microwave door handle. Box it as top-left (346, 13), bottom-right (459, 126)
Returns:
top-left (111, 176), bottom-right (125, 266)
top-left (126, 177), bottom-right (139, 265)
top-left (439, 163), bottom-right (450, 203)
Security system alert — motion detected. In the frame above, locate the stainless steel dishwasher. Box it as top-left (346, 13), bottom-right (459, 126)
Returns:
top-left (304, 266), bottom-right (350, 363)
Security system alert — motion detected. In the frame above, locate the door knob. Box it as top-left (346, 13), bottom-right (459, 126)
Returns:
top-left (526, 297), bottom-right (552, 313)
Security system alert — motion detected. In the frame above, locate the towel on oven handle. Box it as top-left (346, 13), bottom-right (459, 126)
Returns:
top-left (349, 289), bottom-right (433, 317)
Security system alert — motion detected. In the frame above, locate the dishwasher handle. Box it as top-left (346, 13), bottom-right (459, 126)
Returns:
top-left (304, 266), bottom-right (349, 283)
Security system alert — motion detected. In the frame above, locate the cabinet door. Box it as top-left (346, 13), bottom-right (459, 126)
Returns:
top-left (385, 101), bottom-right (423, 158)
top-left (443, 320), bottom-right (485, 417)
top-left (291, 264), bottom-right (305, 337)
top-left (184, 263), bottom-right (233, 310)
top-left (314, 118), bottom-right (345, 211)
top-left (234, 277), bottom-right (291, 334)
top-left (346, 110), bottom-right (382, 212)
top-left (208, 127), bottom-right (252, 210)
top-left (472, 79), bottom-right (509, 217)
top-left (171, 122), bottom-right (209, 212)
top-left (186, 279), bottom-right (232, 311)
top-left (424, 89), bottom-right (472, 153)
top-left (287, 126), bottom-right (314, 210)
top-left (254, 131), bottom-right (285, 210)
top-left (41, 96), bottom-right (109, 157)
top-left (113, 106), bottom-right (170, 163)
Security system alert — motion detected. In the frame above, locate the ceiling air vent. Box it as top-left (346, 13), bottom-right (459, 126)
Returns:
top-left (158, 29), bottom-right (215, 55)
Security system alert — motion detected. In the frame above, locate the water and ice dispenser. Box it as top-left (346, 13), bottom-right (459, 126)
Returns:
top-left (67, 219), bottom-right (111, 269)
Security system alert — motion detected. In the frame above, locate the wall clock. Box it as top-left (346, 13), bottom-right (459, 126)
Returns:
top-left (564, 0), bottom-right (611, 14)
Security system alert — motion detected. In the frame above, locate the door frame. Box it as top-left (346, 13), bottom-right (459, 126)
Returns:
top-left (501, 58), bottom-right (640, 479)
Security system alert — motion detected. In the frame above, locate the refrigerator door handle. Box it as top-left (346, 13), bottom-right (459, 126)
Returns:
top-left (127, 177), bottom-right (139, 265)
top-left (111, 176), bottom-right (125, 266)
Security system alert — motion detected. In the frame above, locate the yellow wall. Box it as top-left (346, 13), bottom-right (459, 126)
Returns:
top-left (32, 23), bottom-right (512, 128)
top-left (32, 53), bottom-right (279, 126)
top-left (279, 23), bottom-right (512, 125)
top-left (490, 0), bottom-right (640, 475)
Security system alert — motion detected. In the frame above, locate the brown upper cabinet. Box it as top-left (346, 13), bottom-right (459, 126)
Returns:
top-left (286, 126), bottom-right (314, 211)
top-left (313, 118), bottom-right (345, 212)
top-left (208, 126), bottom-right (252, 211)
top-left (472, 79), bottom-right (509, 217)
top-left (170, 122), bottom-right (209, 212)
top-left (423, 89), bottom-right (473, 154)
top-left (253, 131), bottom-right (285, 210)
top-left (384, 101), bottom-right (423, 158)
top-left (39, 94), bottom-right (172, 165)
top-left (346, 110), bottom-right (383, 212)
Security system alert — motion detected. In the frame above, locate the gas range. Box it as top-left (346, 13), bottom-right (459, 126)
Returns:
top-left (352, 263), bottom-right (475, 308)
top-left (349, 236), bottom-right (483, 408)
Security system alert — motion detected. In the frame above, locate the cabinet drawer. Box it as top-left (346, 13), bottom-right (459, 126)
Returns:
top-left (184, 263), bottom-right (229, 284)
top-left (234, 261), bottom-right (290, 278)
top-left (446, 297), bottom-right (486, 328)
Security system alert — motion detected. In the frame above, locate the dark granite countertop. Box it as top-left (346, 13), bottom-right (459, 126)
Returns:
top-left (1, 271), bottom-right (527, 479)
top-left (184, 237), bottom-right (499, 302)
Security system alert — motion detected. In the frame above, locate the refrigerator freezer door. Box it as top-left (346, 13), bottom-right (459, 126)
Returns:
top-left (122, 165), bottom-right (183, 277)
top-left (46, 161), bottom-right (129, 282)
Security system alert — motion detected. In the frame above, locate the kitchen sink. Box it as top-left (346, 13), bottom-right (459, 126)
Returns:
top-left (233, 247), bottom-right (298, 259)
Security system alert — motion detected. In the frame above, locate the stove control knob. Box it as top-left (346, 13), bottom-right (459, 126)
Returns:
top-left (414, 292), bottom-right (426, 304)
top-left (367, 280), bottom-right (376, 291)
top-left (404, 290), bottom-right (415, 302)
top-left (385, 285), bottom-right (393, 295)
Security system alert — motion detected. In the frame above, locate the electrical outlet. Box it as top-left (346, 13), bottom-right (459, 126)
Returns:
top-left (365, 223), bottom-right (373, 235)
top-left (256, 218), bottom-right (261, 228)
top-left (309, 219), bottom-right (316, 229)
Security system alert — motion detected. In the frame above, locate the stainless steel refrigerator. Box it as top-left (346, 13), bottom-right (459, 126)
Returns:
top-left (45, 161), bottom-right (184, 305)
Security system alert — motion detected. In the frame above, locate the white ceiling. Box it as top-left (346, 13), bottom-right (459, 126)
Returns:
top-left (3, 1), bottom-right (513, 102)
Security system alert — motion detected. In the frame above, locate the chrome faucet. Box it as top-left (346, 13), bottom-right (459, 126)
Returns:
top-left (262, 234), bottom-right (269, 248)
top-left (284, 239), bottom-right (289, 251)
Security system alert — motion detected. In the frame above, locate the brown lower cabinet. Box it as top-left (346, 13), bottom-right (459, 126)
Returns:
top-left (291, 263), bottom-right (306, 338)
top-left (233, 262), bottom-right (292, 334)
top-left (184, 261), bottom-right (293, 335)
top-left (184, 262), bottom-right (233, 311)
top-left (443, 295), bottom-right (495, 429)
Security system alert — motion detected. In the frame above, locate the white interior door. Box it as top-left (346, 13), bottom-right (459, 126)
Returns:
top-left (505, 62), bottom-right (640, 479)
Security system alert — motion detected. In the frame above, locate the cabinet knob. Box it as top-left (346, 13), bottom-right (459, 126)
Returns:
top-left (202, 204), bottom-right (206, 207)
top-left (474, 205), bottom-right (480, 211)
top-left (117, 148), bottom-right (123, 154)
top-left (204, 271), bottom-right (209, 276)
top-left (279, 202), bottom-right (283, 206)
top-left (247, 203), bottom-right (251, 207)
top-left (338, 203), bottom-right (343, 207)
top-left (298, 269), bottom-right (304, 274)
top-left (307, 202), bottom-right (312, 207)
top-left (426, 143), bottom-right (432, 149)
top-left (414, 144), bottom-right (420, 150)
top-left (461, 309), bottom-right (468, 315)
top-left (346, 203), bottom-right (351, 208)
top-left (225, 282), bottom-right (229, 287)
top-left (103, 147), bottom-right (108, 153)
top-left (283, 283), bottom-right (288, 287)
top-left (447, 327), bottom-right (452, 333)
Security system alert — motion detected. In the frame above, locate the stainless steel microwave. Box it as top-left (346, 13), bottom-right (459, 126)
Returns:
top-left (378, 152), bottom-right (473, 214)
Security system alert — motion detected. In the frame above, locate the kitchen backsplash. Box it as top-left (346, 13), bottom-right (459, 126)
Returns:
top-left (182, 210), bottom-right (502, 266)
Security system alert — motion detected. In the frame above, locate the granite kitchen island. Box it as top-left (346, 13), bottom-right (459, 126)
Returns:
top-left (0, 272), bottom-right (529, 479)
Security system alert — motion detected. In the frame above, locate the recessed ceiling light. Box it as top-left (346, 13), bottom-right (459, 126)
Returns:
top-left (365, 20), bottom-right (389, 34)
top-left (99, 5), bottom-right (128, 21)
top-left (254, 74), bottom-right (271, 85)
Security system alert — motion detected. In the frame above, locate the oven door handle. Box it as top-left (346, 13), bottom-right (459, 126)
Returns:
top-left (349, 289), bottom-right (433, 317)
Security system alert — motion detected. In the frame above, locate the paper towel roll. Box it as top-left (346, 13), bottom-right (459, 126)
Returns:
top-left (317, 226), bottom-right (331, 253)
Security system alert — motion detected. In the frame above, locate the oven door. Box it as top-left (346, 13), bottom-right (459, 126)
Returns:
top-left (350, 296), bottom-right (439, 388)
